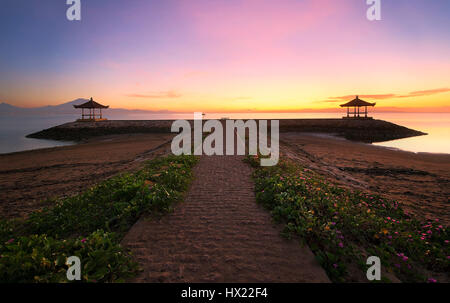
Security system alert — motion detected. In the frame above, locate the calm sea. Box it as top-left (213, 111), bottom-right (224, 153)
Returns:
top-left (0, 112), bottom-right (449, 155)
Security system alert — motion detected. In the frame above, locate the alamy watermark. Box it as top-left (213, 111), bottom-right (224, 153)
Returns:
top-left (66, 256), bottom-right (81, 281)
top-left (66, 0), bottom-right (81, 21)
top-left (366, 256), bottom-right (381, 281)
top-left (171, 113), bottom-right (279, 167)
top-left (67, 1), bottom-right (381, 22)
top-left (367, 0), bottom-right (382, 21)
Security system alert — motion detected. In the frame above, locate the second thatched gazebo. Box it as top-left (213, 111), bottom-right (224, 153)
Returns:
top-left (340, 96), bottom-right (376, 119)
top-left (73, 97), bottom-right (109, 121)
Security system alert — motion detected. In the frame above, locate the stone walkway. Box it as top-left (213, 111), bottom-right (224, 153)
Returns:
top-left (121, 154), bottom-right (329, 282)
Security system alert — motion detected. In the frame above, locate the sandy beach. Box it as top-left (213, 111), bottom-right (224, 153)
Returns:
top-left (1, 131), bottom-right (448, 226)
top-left (0, 133), bottom-right (174, 219)
top-left (0, 129), bottom-right (449, 283)
top-left (281, 133), bottom-right (450, 225)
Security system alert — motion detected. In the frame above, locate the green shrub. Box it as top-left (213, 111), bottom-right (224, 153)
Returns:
top-left (249, 157), bottom-right (449, 282)
top-left (25, 155), bottom-right (197, 238)
top-left (0, 155), bottom-right (198, 282)
top-left (0, 230), bottom-right (136, 283)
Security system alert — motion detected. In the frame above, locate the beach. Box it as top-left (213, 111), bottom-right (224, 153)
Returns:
top-left (1, 126), bottom-right (449, 283)
top-left (1, 130), bottom-right (448, 225)
top-left (280, 133), bottom-right (450, 225)
top-left (0, 133), bottom-right (174, 219)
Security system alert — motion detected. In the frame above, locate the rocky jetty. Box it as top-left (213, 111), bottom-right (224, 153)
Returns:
top-left (277, 119), bottom-right (426, 143)
top-left (27, 118), bottom-right (426, 143)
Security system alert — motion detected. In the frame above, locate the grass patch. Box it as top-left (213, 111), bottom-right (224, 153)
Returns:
top-left (246, 155), bottom-right (449, 283)
top-left (0, 155), bottom-right (197, 282)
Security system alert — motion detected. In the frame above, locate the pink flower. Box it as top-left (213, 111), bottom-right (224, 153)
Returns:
top-left (6, 239), bottom-right (14, 244)
top-left (81, 238), bottom-right (87, 243)
top-left (428, 278), bottom-right (437, 283)
top-left (338, 242), bottom-right (344, 248)
top-left (333, 263), bottom-right (338, 268)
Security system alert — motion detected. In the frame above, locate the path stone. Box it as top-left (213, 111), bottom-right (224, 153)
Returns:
top-left (122, 154), bottom-right (330, 282)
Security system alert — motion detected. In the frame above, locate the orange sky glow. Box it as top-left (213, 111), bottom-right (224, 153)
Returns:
top-left (1, 0), bottom-right (449, 113)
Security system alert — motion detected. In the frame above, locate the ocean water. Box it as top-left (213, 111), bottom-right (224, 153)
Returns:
top-left (0, 115), bottom-right (78, 154)
top-left (371, 113), bottom-right (450, 154)
top-left (0, 112), bottom-right (448, 155)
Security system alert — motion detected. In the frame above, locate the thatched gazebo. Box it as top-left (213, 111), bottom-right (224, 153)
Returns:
top-left (74, 98), bottom-right (109, 121)
top-left (340, 96), bottom-right (376, 119)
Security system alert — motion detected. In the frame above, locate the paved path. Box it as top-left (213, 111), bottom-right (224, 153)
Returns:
top-left (122, 154), bottom-right (329, 282)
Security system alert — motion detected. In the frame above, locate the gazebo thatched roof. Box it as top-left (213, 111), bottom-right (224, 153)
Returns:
top-left (73, 98), bottom-right (109, 109)
top-left (340, 96), bottom-right (376, 108)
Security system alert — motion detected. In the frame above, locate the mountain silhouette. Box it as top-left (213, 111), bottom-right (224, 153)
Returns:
top-left (0, 99), bottom-right (173, 116)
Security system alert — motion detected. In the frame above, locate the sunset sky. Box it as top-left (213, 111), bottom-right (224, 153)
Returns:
top-left (0, 0), bottom-right (449, 112)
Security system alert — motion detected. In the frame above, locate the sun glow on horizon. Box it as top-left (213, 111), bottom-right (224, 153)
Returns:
top-left (0, 0), bottom-right (449, 112)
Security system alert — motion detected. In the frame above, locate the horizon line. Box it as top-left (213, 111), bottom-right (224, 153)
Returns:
top-left (2, 101), bottom-right (450, 114)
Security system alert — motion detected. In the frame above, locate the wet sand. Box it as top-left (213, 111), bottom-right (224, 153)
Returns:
top-left (0, 133), bottom-right (174, 219)
top-left (281, 133), bottom-right (450, 225)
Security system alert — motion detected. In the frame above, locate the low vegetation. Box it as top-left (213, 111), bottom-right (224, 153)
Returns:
top-left (246, 155), bottom-right (449, 283)
top-left (0, 155), bottom-right (197, 282)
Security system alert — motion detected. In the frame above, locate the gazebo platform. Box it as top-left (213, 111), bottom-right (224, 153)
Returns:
top-left (76, 118), bottom-right (108, 122)
top-left (342, 116), bottom-right (373, 120)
